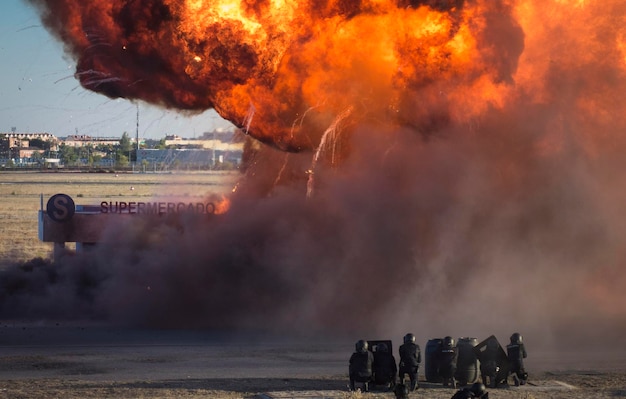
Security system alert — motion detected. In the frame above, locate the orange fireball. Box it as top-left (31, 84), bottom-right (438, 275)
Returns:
top-left (26, 0), bottom-right (527, 152)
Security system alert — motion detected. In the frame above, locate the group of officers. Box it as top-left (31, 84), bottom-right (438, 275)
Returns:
top-left (348, 332), bottom-right (528, 398)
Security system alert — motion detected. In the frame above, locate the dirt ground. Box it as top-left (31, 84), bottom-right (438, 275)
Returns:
top-left (0, 322), bottom-right (625, 399)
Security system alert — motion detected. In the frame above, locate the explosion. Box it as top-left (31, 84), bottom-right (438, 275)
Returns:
top-left (7, 0), bottom-right (626, 346)
top-left (27, 0), bottom-right (523, 153)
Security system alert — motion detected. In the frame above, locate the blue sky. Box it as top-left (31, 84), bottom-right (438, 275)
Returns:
top-left (0, 0), bottom-right (234, 139)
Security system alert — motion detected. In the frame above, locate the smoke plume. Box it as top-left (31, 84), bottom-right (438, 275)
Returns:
top-left (4, 0), bottom-right (626, 350)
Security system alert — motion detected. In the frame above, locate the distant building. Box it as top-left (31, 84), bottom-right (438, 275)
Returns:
top-left (155, 129), bottom-right (244, 168)
top-left (61, 135), bottom-right (127, 147)
top-left (163, 138), bottom-right (243, 151)
top-left (17, 148), bottom-right (45, 159)
top-left (1, 129), bottom-right (243, 168)
top-left (0, 132), bottom-right (59, 160)
top-left (137, 148), bottom-right (242, 169)
top-left (163, 129), bottom-right (244, 151)
top-left (1, 132), bottom-right (57, 143)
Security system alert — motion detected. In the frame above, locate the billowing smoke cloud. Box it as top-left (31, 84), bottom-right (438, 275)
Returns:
top-left (4, 0), bottom-right (626, 351)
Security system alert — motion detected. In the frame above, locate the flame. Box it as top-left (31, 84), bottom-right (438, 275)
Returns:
top-left (213, 195), bottom-right (232, 214)
top-left (27, 0), bottom-right (529, 152)
top-left (26, 0), bottom-right (626, 201)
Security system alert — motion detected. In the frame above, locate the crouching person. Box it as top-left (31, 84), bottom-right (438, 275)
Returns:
top-left (438, 336), bottom-right (458, 388)
top-left (451, 382), bottom-right (489, 399)
top-left (398, 333), bottom-right (421, 391)
top-left (507, 333), bottom-right (528, 386)
top-left (349, 340), bottom-right (374, 392)
top-left (394, 382), bottom-right (410, 399)
top-left (479, 338), bottom-right (501, 388)
top-left (372, 342), bottom-right (397, 390)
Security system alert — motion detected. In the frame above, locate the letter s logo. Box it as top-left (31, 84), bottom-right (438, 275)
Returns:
top-left (46, 194), bottom-right (75, 223)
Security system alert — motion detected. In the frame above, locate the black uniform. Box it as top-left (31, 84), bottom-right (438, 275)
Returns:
top-left (451, 387), bottom-right (489, 399)
top-left (373, 345), bottom-right (397, 388)
top-left (394, 382), bottom-right (410, 399)
top-left (438, 337), bottom-right (458, 388)
top-left (398, 341), bottom-right (421, 390)
top-left (349, 343), bottom-right (374, 391)
top-left (479, 339), bottom-right (500, 388)
top-left (506, 334), bottom-right (528, 386)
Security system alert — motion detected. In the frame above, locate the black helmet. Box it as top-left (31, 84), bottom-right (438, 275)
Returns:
top-left (356, 339), bottom-right (368, 353)
top-left (443, 336), bottom-right (455, 348)
top-left (469, 382), bottom-right (486, 396)
top-left (404, 333), bottom-right (416, 344)
top-left (377, 343), bottom-right (388, 352)
top-left (510, 333), bottom-right (523, 344)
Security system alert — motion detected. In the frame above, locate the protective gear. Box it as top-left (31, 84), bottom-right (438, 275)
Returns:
top-left (475, 336), bottom-right (509, 389)
top-left (404, 333), bottom-right (416, 344)
top-left (480, 360), bottom-right (499, 387)
top-left (451, 385), bottom-right (490, 399)
top-left (349, 341), bottom-right (374, 392)
top-left (356, 339), bottom-right (368, 353)
top-left (399, 337), bottom-right (421, 391)
top-left (470, 382), bottom-right (486, 396)
top-left (439, 336), bottom-right (458, 389)
top-left (373, 342), bottom-right (397, 389)
top-left (394, 383), bottom-right (409, 399)
top-left (507, 334), bottom-right (528, 386)
top-left (510, 333), bottom-right (522, 345)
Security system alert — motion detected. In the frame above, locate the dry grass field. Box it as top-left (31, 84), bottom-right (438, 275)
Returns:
top-left (0, 170), bottom-right (239, 266)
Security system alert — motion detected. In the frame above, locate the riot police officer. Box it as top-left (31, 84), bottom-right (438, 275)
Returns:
top-left (438, 336), bottom-right (458, 388)
top-left (349, 339), bottom-right (374, 392)
top-left (372, 342), bottom-right (397, 389)
top-left (507, 333), bottom-right (528, 386)
top-left (398, 333), bottom-right (421, 391)
top-left (450, 382), bottom-right (489, 399)
top-left (479, 337), bottom-right (500, 388)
